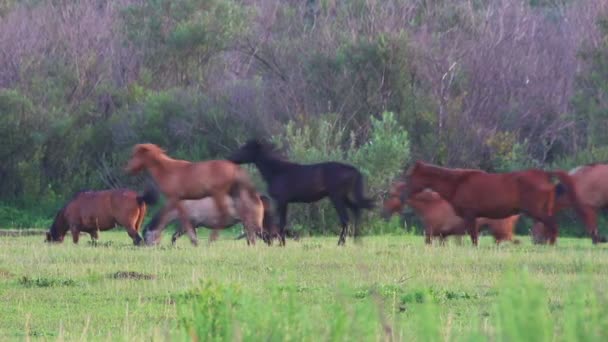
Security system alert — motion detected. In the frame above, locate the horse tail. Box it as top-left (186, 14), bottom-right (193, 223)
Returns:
top-left (137, 186), bottom-right (159, 205)
top-left (550, 170), bottom-right (598, 241)
top-left (353, 171), bottom-right (375, 210)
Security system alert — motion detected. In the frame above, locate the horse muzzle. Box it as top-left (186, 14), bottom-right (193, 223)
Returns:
top-left (143, 230), bottom-right (161, 246)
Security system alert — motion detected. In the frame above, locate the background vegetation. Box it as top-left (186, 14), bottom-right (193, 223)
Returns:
top-left (1, 0), bottom-right (608, 237)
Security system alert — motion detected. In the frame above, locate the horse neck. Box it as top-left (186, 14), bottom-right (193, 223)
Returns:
top-left (417, 165), bottom-right (467, 200)
top-left (254, 156), bottom-right (292, 183)
top-left (145, 154), bottom-right (183, 185)
top-left (50, 209), bottom-right (68, 240)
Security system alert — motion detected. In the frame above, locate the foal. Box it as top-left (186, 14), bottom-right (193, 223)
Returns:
top-left (144, 189), bottom-right (265, 246)
top-left (125, 143), bottom-right (260, 246)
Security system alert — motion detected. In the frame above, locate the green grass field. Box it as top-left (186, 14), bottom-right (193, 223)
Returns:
top-left (1, 229), bottom-right (608, 341)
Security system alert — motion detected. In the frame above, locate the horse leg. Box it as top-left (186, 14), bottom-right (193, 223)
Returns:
top-left (582, 206), bottom-right (600, 244)
top-left (204, 194), bottom-right (230, 245)
top-left (424, 225), bottom-right (432, 245)
top-left (538, 215), bottom-right (559, 245)
top-left (209, 230), bottom-right (220, 243)
top-left (464, 216), bottom-right (479, 246)
top-left (171, 228), bottom-right (185, 245)
top-left (174, 201), bottom-right (198, 246)
top-left (125, 225), bottom-right (143, 246)
top-left (89, 230), bottom-right (99, 246)
top-left (330, 195), bottom-right (350, 246)
top-left (277, 202), bottom-right (289, 247)
top-left (439, 235), bottom-right (447, 246)
top-left (70, 225), bottom-right (80, 244)
top-left (344, 198), bottom-right (362, 243)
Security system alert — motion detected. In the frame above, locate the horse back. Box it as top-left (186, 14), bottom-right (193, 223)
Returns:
top-left (569, 163), bottom-right (608, 207)
top-left (450, 172), bottom-right (521, 217)
top-left (65, 190), bottom-right (137, 230)
top-left (177, 160), bottom-right (241, 198)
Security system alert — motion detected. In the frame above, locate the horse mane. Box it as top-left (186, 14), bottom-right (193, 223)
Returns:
top-left (133, 143), bottom-right (170, 160)
top-left (253, 139), bottom-right (289, 162)
top-left (416, 162), bottom-right (481, 179)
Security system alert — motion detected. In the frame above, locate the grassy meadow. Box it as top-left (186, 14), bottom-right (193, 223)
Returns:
top-left (1, 228), bottom-right (608, 341)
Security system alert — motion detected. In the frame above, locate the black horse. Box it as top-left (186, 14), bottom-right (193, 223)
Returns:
top-left (228, 139), bottom-right (374, 246)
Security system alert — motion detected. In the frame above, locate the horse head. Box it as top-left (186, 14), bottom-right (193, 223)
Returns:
top-left (125, 143), bottom-right (166, 174)
top-left (381, 181), bottom-right (407, 220)
top-left (229, 139), bottom-right (282, 164)
top-left (142, 213), bottom-right (163, 245)
top-left (45, 209), bottom-right (67, 243)
top-left (400, 161), bottom-right (428, 202)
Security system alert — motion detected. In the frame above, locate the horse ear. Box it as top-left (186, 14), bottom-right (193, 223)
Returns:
top-left (133, 144), bottom-right (150, 155)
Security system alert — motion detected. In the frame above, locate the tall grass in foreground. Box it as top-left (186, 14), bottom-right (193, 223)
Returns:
top-left (177, 269), bottom-right (608, 341)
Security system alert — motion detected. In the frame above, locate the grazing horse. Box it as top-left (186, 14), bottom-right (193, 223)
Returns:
top-left (382, 182), bottom-right (520, 245)
top-left (125, 143), bottom-right (260, 246)
top-left (402, 161), bottom-right (599, 245)
top-left (531, 163), bottom-right (608, 244)
top-left (143, 190), bottom-right (266, 246)
top-left (229, 139), bottom-right (374, 246)
top-left (45, 188), bottom-right (157, 245)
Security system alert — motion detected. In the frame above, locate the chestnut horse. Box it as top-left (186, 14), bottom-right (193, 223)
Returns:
top-left (382, 182), bottom-right (520, 244)
top-left (402, 161), bottom-right (599, 245)
top-left (45, 188), bottom-right (157, 245)
top-left (143, 189), bottom-right (266, 246)
top-left (531, 163), bottom-right (608, 244)
top-left (125, 143), bottom-right (260, 246)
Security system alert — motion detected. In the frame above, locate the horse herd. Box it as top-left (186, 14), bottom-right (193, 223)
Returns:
top-left (45, 139), bottom-right (608, 247)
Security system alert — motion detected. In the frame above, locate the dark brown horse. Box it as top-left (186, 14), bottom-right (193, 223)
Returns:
top-left (382, 181), bottom-right (520, 244)
top-left (125, 143), bottom-right (261, 246)
top-left (45, 188), bottom-right (157, 245)
top-left (531, 163), bottom-right (608, 244)
top-left (229, 139), bottom-right (374, 246)
top-left (402, 161), bottom-right (599, 245)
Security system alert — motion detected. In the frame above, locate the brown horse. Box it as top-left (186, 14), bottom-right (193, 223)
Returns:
top-left (382, 182), bottom-right (520, 244)
top-left (125, 143), bottom-right (260, 246)
top-left (531, 163), bottom-right (608, 244)
top-left (144, 190), bottom-right (265, 246)
top-left (402, 161), bottom-right (599, 245)
top-left (45, 188), bottom-right (157, 245)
